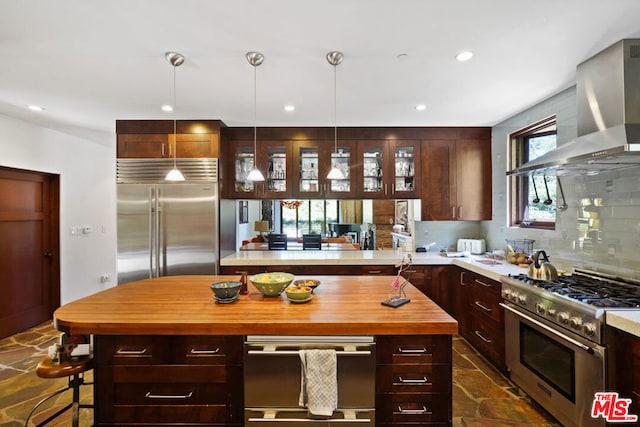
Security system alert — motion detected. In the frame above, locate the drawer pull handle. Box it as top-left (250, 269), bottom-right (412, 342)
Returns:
top-left (116, 348), bottom-right (148, 355)
top-left (474, 301), bottom-right (492, 312)
top-left (367, 270), bottom-right (382, 274)
top-left (398, 376), bottom-right (429, 384)
top-left (248, 349), bottom-right (371, 356)
top-left (475, 279), bottom-right (493, 288)
top-left (474, 330), bottom-right (493, 343)
top-left (397, 347), bottom-right (428, 354)
top-left (396, 405), bottom-right (430, 415)
top-left (145, 391), bottom-right (193, 399)
top-left (190, 348), bottom-right (220, 355)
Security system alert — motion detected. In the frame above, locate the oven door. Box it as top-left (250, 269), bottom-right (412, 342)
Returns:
top-left (244, 336), bottom-right (375, 425)
top-left (501, 302), bottom-right (605, 427)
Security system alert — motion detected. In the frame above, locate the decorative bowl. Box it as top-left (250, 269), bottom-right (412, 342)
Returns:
top-left (210, 281), bottom-right (242, 300)
top-left (292, 279), bottom-right (320, 292)
top-left (285, 284), bottom-right (313, 301)
top-left (249, 272), bottom-right (294, 297)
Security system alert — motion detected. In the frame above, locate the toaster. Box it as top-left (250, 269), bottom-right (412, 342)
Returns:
top-left (457, 238), bottom-right (486, 254)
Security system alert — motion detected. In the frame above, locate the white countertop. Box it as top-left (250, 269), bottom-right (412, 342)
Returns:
top-left (222, 250), bottom-right (640, 336)
top-left (606, 311), bottom-right (640, 338)
top-left (220, 250), bottom-right (525, 282)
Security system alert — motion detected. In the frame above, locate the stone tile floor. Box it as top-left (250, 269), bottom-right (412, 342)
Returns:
top-left (1, 322), bottom-right (560, 426)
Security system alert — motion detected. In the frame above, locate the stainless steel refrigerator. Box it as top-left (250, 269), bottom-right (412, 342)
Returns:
top-left (117, 159), bottom-right (219, 285)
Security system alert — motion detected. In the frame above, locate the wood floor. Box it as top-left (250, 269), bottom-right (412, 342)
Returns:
top-left (1, 322), bottom-right (559, 426)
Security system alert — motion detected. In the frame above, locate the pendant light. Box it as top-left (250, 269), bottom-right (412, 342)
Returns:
top-left (326, 51), bottom-right (346, 180)
top-left (164, 51), bottom-right (185, 181)
top-left (246, 51), bottom-right (265, 182)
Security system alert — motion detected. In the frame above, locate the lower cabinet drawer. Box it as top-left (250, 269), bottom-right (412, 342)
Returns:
top-left (376, 364), bottom-right (450, 394)
top-left (375, 394), bottom-right (449, 423)
top-left (377, 335), bottom-right (451, 365)
top-left (106, 404), bottom-right (228, 423)
top-left (466, 310), bottom-right (505, 368)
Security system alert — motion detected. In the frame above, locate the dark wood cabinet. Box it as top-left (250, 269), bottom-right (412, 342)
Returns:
top-left (117, 133), bottom-right (171, 158)
top-left (94, 335), bottom-right (243, 426)
top-left (224, 140), bottom-right (294, 199)
top-left (459, 270), bottom-right (505, 371)
top-left (421, 138), bottom-right (491, 221)
top-left (170, 133), bottom-right (219, 158)
top-left (292, 140), bottom-right (357, 199)
top-left (358, 140), bottom-right (420, 199)
top-left (221, 264), bottom-right (395, 276)
top-left (116, 120), bottom-right (222, 160)
top-left (376, 335), bottom-right (452, 426)
top-left (607, 326), bottom-right (640, 418)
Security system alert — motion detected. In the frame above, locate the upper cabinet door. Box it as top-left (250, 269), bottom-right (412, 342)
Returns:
top-left (117, 134), bottom-right (171, 158)
top-left (391, 140), bottom-right (421, 198)
top-left (358, 140), bottom-right (387, 198)
top-left (421, 138), bottom-right (491, 221)
top-left (421, 140), bottom-right (456, 220)
top-left (226, 140), bottom-right (259, 198)
top-left (293, 140), bottom-right (356, 199)
top-left (325, 140), bottom-right (357, 199)
top-left (260, 140), bottom-right (293, 199)
top-left (170, 133), bottom-right (219, 158)
top-left (455, 138), bottom-right (491, 221)
top-left (357, 140), bottom-right (421, 199)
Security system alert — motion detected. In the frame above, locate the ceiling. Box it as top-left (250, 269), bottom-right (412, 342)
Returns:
top-left (2, 0), bottom-right (640, 146)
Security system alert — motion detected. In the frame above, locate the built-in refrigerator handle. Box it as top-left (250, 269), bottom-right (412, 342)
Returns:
top-left (148, 186), bottom-right (155, 279)
top-left (155, 186), bottom-right (162, 278)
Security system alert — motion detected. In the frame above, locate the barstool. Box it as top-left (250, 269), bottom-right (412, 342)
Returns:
top-left (24, 352), bottom-right (93, 426)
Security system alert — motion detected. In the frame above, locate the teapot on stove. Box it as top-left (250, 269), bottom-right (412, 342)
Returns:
top-left (528, 250), bottom-right (558, 281)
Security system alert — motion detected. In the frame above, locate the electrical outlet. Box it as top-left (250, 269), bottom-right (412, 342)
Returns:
top-left (100, 274), bottom-right (111, 283)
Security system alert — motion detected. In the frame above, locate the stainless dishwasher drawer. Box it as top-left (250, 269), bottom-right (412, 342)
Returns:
top-left (244, 336), bottom-right (376, 411)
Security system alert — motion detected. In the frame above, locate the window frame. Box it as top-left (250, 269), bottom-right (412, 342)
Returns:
top-left (508, 116), bottom-right (557, 230)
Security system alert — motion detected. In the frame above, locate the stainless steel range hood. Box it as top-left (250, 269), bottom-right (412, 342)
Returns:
top-left (508, 39), bottom-right (640, 176)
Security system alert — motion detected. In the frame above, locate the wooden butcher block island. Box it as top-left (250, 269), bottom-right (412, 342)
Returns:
top-left (54, 275), bottom-right (458, 426)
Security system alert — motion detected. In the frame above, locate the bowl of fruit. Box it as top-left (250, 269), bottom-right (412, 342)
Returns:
top-left (285, 283), bottom-right (313, 302)
top-left (292, 279), bottom-right (320, 292)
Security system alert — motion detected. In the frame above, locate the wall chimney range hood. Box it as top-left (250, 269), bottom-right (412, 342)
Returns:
top-left (508, 39), bottom-right (640, 176)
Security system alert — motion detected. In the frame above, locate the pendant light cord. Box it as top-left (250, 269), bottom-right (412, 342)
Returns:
top-left (173, 64), bottom-right (177, 168)
top-left (333, 62), bottom-right (337, 157)
top-left (253, 62), bottom-right (257, 166)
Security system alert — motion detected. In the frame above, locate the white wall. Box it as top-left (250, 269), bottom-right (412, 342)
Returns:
top-left (0, 114), bottom-right (117, 304)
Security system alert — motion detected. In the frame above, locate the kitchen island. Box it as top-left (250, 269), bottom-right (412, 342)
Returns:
top-left (54, 275), bottom-right (458, 426)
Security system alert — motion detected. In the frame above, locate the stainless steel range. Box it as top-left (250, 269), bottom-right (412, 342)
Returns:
top-left (500, 268), bottom-right (640, 427)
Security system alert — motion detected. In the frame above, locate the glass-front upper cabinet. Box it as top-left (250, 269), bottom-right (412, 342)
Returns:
top-left (230, 140), bottom-right (257, 197)
top-left (260, 141), bottom-right (292, 198)
top-left (293, 140), bottom-right (356, 199)
top-left (358, 140), bottom-right (421, 198)
top-left (226, 140), bottom-right (292, 199)
top-left (392, 141), bottom-right (420, 198)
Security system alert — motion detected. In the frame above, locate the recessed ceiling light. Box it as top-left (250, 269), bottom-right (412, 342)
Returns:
top-left (28, 105), bottom-right (45, 112)
top-left (161, 104), bottom-right (173, 112)
top-left (455, 51), bottom-right (473, 62)
top-left (284, 105), bottom-right (295, 112)
top-left (415, 104), bottom-right (427, 111)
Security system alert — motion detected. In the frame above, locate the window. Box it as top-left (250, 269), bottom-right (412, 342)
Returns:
top-left (509, 117), bottom-right (557, 229)
top-left (281, 200), bottom-right (339, 238)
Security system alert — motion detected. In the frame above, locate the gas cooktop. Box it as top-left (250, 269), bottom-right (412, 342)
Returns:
top-left (500, 269), bottom-right (640, 344)
top-left (507, 272), bottom-right (640, 308)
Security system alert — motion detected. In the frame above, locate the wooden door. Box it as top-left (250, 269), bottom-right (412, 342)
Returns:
top-left (0, 167), bottom-right (59, 338)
